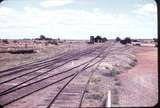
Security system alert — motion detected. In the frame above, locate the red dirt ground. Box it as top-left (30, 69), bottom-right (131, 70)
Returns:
top-left (118, 46), bottom-right (158, 107)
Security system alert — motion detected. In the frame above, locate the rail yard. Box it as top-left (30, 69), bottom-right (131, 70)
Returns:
top-left (0, 39), bottom-right (158, 108)
top-left (0, 0), bottom-right (158, 107)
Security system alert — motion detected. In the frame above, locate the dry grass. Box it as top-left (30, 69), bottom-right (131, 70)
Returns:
top-left (90, 76), bottom-right (101, 84)
top-left (86, 93), bottom-right (104, 101)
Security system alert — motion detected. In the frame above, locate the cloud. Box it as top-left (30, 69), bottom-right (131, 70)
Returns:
top-left (0, 5), bottom-right (157, 39)
top-left (93, 8), bottom-right (100, 13)
top-left (40, 0), bottom-right (74, 7)
top-left (134, 3), bottom-right (157, 15)
top-left (0, 7), bottom-right (16, 16)
top-left (24, 7), bottom-right (40, 13)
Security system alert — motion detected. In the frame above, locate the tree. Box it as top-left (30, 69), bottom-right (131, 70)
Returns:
top-left (124, 37), bottom-right (131, 44)
top-left (132, 39), bottom-right (139, 42)
top-left (153, 38), bottom-right (157, 42)
top-left (2, 39), bottom-right (9, 44)
top-left (120, 39), bottom-right (127, 44)
top-left (39, 35), bottom-right (46, 40)
top-left (13, 40), bottom-right (17, 43)
top-left (102, 37), bottom-right (108, 42)
top-left (120, 37), bottom-right (131, 44)
top-left (47, 39), bottom-right (58, 45)
top-left (115, 37), bottom-right (121, 41)
top-left (95, 35), bottom-right (102, 42)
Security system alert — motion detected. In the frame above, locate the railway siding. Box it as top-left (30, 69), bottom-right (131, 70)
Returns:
top-left (0, 42), bottom-right (139, 108)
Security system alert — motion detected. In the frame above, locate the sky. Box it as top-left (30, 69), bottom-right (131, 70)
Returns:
top-left (0, 0), bottom-right (157, 39)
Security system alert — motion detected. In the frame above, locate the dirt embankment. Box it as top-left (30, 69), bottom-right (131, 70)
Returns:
top-left (81, 43), bottom-right (138, 107)
top-left (118, 46), bottom-right (158, 107)
top-left (81, 44), bottom-right (157, 107)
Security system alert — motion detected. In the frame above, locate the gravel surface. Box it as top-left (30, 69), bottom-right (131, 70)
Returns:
top-left (0, 42), bottom-right (91, 71)
top-left (117, 46), bottom-right (158, 107)
top-left (0, 42), bottom-right (157, 107)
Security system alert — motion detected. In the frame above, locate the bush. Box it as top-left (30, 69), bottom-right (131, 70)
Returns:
top-left (153, 38), bottom-right (157, 42)
top-left (102, 37), bottom-right (108, 42)
top-left (39, 35), bottom-right (46, 40)
top-left (115, 37), bottom-right (121, 41)
top-left (2, 39), bottom-right (9, 44)
top-left (95, 35), bottom-right (102, 42)
top-left (13, 40), bottom-right (17, 43)
top-left (120, 39), bottom-right (127, 44)
top-left (94, 36), bottom-right (107, 43)
top-left (132, 39), bottom-right (139, 42)
top-left (120, 37), bottom-right (131, 44)
top-left (47, 39), bottom-right (58, 45)
top-left (125, 37), bottom-right (131, 44)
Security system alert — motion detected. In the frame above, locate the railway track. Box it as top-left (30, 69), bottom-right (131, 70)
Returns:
top-left (0, 43), bottom-right (111, 106)
top-left (0, 45), bottom-right (103, 83)
top-left (50, 44), bottom-right (130, 108)
top-left (0, 47), bottom-right (104, 96)
top-left (0, 47), bottom-right (96, 84)
top-left (47, 56), bottom-right (106, 108)
top-left (0, 45), bottom-right (99, 78)
top-left (0, 45), bottom-right (104, 94)
top-left (46, 44), bottom-right (113, 108)
top-left (0, 44), bottom-right (125, 108)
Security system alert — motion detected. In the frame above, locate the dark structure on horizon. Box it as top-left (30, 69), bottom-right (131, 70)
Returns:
top-left (90, 36), bottom-right (95, 44)
top-left (89, 35), bottom-right (107, 44)
top-left (120, 37), bottom-right (131, 44)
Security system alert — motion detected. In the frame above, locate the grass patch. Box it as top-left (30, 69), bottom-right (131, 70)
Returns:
top-left (90, 76), bottom-right (101, 84)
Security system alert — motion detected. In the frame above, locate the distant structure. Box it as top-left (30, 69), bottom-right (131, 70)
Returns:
top-left (89, 35), bottom-right (107, 44)
top-left (90, 36), bottom-right (95, 44)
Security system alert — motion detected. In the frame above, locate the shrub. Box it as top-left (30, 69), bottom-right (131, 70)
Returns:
top-left (39, 35), bottom-right (46, 40)
top-left (120, 39), bottom-right (127, 44)
top-left (115, 37), bottom-right (121, 41)
top-left (132, 39), bottom-right (139, 42)
top-left (2, 39), bottom-right (9, 44)
top-left (13, 40), bottom-right (17, 43)
top-left (95, 35), bottom-right (102, 42)
top-left (102, 37), bottom-right (108, 42)
top-left (94, 36), bottom-right (107, 43)
top-left (124, 37), bottom-right (131, 44)
top-left (153, 38), bottom-right (157, 42)
top-left (120, 37), bottom-right (131, 44)
top-left (47, 39), bottom-right (58, 45)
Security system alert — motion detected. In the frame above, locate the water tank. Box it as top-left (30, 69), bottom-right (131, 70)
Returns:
top-left (90, 36), bottom-right (94, 43)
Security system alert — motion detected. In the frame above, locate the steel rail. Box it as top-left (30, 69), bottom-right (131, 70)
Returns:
top-left (1, 46), bottom-right (107, 107)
